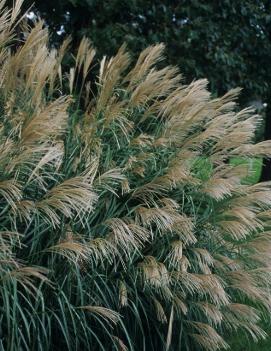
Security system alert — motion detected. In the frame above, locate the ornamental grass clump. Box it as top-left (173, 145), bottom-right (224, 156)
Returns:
top-left (1, 1), bottom-right (271, 350)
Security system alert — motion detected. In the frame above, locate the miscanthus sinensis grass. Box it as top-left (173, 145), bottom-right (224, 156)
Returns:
top-left (1, 1), bottom-right (271, 350)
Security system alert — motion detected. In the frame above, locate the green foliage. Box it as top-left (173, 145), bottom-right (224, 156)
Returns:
top-left (15, 0), bottom-right (271, 102)
top-left (195, 157), bottom-right (262, 185)
top-left (1, 2), bottom-right (271, 351)
top-left (230, 327), bottom-right (271, 351)
top-left (230, 158), bottom-right (262, 184)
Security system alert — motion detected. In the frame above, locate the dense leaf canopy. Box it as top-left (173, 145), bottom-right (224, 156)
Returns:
top-left (13, 0), bottom-right (271, 102)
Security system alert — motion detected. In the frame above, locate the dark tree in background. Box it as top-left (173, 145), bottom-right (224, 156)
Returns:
top-left (12, 0), bottom-right (271, 179)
